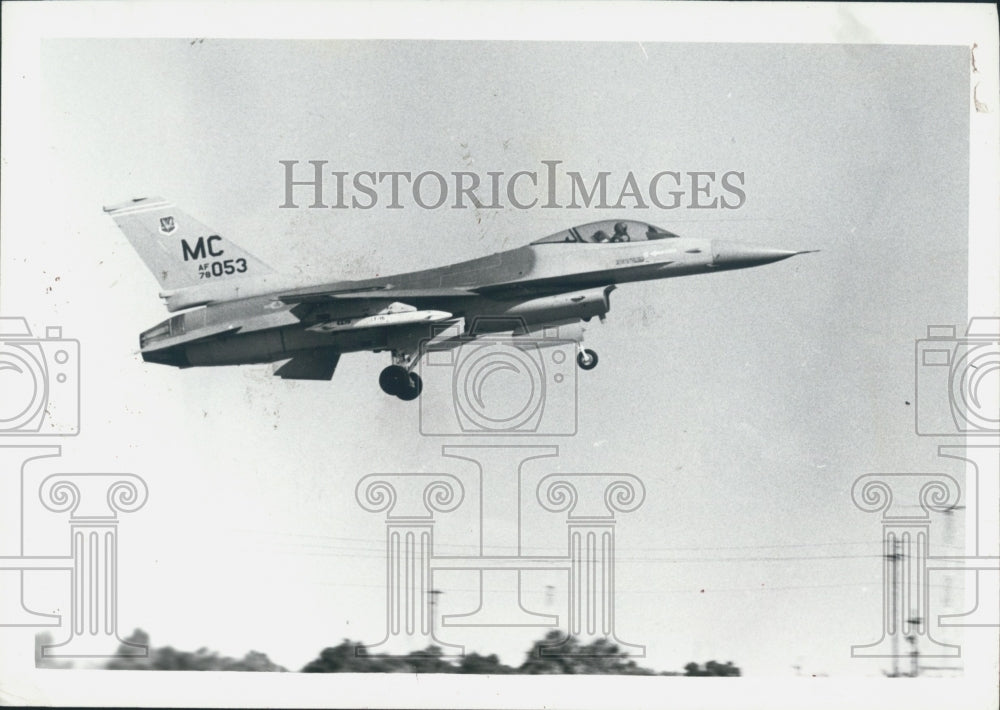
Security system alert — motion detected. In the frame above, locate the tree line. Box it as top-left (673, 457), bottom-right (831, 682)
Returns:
top-left (41, 629), bottom-right (740, 675)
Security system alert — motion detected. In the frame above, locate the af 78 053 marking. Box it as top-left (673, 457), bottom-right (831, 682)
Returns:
top-left (198, 258), bottom-right (248, 279)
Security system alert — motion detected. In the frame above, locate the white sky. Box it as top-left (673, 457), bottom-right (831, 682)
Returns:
top-left (1, 5), bottom-right (997, 707)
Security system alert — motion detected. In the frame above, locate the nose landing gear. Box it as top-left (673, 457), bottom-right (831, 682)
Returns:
top-left (576, 347), bottom-right (598, 370)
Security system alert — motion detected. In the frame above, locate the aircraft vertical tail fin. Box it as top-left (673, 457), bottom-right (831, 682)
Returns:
top-left (103, 197), bottom-right (275, 297)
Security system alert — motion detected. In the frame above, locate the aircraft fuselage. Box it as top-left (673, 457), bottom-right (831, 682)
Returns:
top-left (138, 237), bottom-right (794, 370)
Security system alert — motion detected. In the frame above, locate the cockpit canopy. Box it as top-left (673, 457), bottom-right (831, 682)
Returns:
top-left (531, 219), bottom-right (680, 245)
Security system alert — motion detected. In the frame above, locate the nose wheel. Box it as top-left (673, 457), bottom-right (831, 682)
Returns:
top-left (576, 348), bottom-right (598, 370)
top-left (379, 365), bottom-right (423, 400)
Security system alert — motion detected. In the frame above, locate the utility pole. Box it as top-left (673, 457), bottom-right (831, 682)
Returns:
top-left (887, 541), bottom-right (923, 678)
top-left (905, 617), bottom-right (922, 677)
top-left (425, 588), bottom-right (443, 659)
top-left (429, 588), bottom-right (442, 630)
top-left (887, 537), bottom-right (901, 677)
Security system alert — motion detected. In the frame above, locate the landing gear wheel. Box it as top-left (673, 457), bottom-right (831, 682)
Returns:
top-left (379, 365), bottom-right (409, 395)
top-left (576, 348), bottom-right (598, 371)
top-left (396, 372), bottom-right (423, 401)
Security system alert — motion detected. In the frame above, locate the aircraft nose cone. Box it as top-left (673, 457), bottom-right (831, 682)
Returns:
top-left (711, 241), bottom-right (801, 269)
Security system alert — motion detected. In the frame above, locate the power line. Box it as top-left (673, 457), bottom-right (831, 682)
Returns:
top-left (231, 528), bottom-right (909, 552)
top-left (230, 529), bottom-right (963, 561)
top-left (303, 579), bottom-right (959, 594)
top-left (231, 545), bottom-right (892, 563)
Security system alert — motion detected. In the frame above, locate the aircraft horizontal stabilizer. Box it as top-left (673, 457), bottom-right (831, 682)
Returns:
top-left (273, 350), bottom-right (341, 380)
top-left (140, 321), bottom-right (242, 353)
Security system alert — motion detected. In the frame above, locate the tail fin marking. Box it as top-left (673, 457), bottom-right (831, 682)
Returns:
top-left (103, 197), bottom-right (275, 294)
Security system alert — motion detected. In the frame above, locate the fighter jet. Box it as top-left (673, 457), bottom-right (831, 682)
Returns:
top-left (104, 197), bottom-right (812, 400)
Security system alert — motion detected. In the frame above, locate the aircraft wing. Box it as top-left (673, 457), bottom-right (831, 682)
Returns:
top-left (278, 286), bottom-right (480, 304)
top-left (277, 281), bottom-right (585, 304)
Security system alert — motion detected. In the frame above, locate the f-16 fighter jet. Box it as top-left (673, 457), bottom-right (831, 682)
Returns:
top-left (105, 197), bottom-right (812, 400)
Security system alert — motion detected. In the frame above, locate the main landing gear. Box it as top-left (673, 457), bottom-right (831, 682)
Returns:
top-left (380, 349), bottom-right (423, 400)
top-left (379, 364), bottom-right (423, 400)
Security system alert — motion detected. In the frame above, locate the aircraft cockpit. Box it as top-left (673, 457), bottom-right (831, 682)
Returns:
top-left (531, 220), bottom-right (680, 245)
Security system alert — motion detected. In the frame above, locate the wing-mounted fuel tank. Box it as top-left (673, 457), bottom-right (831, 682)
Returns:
top-left (465, 285), bottom-right (614, 333)
top-left (305, 301), bottom-right (452, 334)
